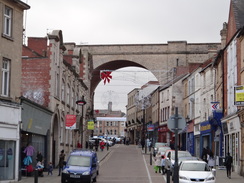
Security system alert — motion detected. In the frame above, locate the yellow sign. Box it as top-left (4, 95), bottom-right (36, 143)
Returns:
top-left (87, 121), bottom-right (94, 130)
top-left (235, 86), bottom-right (244, 105)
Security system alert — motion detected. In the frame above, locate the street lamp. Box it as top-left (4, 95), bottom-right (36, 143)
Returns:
top-left (185, 115), bottom-right (190, 151)
top-left (76, 96), bottom-right (86, 146)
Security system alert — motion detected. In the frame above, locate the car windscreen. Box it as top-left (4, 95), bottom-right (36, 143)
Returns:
top-left (67, 155), bottom-right (91, 167)
top-left (180, 163), bottom-right (210, 171)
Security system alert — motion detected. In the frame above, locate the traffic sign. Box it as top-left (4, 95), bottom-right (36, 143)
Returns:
top-left (167, 114), bottom-right (186, 134)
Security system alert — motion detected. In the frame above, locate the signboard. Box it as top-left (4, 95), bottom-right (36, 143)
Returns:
top-left (234, 86), bottom-right (244, 106)
top-left (147, 124), bottom-right (154, 131)
top-left (211, 102), bottom-right (219, 111)
top-left (167, 114), bottom-right (186, 134)
top-left (87, 120), bottom-right (95, 130)
top-left (65, 115), bottom-right (76, 130)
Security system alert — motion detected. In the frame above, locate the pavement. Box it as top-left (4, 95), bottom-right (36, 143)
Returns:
top-left (12, 147), bottom-right (111, 183)
top-left (141, 148), bottom-right (244, 183)
top-left (12, 145), bottom-right (244, 183)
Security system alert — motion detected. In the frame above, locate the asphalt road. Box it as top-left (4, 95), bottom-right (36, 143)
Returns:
top-left (15, 144), bottom-right (244, 183)
top-left (97, 144), bottom-right (164, 183)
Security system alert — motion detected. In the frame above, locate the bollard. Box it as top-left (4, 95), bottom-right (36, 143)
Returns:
top-left (166, 170), bottom-right (170, 183)
top-left (34, 169), bottom-right (38, 183)
top-left (150, 152), bottom-right (152, 165)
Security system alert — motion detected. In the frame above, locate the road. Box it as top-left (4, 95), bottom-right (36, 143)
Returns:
top-left (15, 144), bottom-right (244, 183)
top-left (97, 144), bottom-right (163, 183)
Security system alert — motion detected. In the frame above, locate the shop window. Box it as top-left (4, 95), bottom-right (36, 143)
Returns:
top-left (0, 140), bottom-right (15, 180)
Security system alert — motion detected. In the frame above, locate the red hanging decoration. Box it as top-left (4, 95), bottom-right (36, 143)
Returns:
top-left (100, 71), bottom-right (112, 85)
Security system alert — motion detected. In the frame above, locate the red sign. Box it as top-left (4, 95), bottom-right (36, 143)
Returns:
top-left (66, 115), bottom-right (76, 130)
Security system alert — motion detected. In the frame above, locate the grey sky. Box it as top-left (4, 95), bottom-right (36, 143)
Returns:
top-left (24, 0), bottom-right (231, 112)
top-left (25, 0), bottom-right (230, 44)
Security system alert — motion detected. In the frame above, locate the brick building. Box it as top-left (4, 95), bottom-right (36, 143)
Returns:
top-left (21, 30), bottom-right (88, 168)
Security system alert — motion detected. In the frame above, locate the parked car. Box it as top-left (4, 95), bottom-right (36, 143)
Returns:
top-left (61, 149), bottom-right (99, 183)
top-left (164, 150), bottom-right (193, 173)
top-left (157, 146), bottom-right (171, 156)
top-left (153, 142), bottom-right (170, 156)
top-left (178, 160), bottom-right (216, 183)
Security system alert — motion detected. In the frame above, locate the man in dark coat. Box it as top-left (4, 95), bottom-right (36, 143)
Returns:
top-left (225, 152), bottom-right (233, 179)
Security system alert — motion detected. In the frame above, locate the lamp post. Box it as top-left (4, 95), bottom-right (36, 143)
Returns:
top-left (76, 96), bottom-right (86, 147)
top-left (185, 116), bottom-right (189, 151)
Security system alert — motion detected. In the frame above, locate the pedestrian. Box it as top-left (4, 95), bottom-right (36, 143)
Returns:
top-left (201, 147), bottom-right (208, 163)
top-left (141, 139), bottom-right (145, 150)
top-left (225, 152), bottom-right (233, 179)
top-left (165, 153), bottom-right (172, 174)
top-left (207, 151), bottom-right (215, 170)
top-left (77, 141), bottom-right (82, 148)
top-left (36, 151), bottom-right (43, 162)
top-left (106, 141), bottom-right (109, 151)
top-left (58, 150), bottom-right (65, 176)
top-left (99, 140), bottom-right (105, 151)
top-left (154, 152), bottom-right (162, 173)
top-left (47, 162), bottom-right (53, 175)
top-left (94, 139), bottom-right (99, 151)
top-left (161, 155), bottom-right (166, 175)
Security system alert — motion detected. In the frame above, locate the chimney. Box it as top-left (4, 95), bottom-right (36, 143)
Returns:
top-left (220, 22), bottom-right (227, 49)
top-left (108, 101), bottom-right (112, 112)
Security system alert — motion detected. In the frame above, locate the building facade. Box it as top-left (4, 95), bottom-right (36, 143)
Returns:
top-left (21, 31), bottom-right (88, 168)
top-left (0, 0), bottom-right (29, 181)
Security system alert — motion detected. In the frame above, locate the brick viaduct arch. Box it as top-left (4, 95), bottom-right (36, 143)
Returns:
top-left (78, 41), bottom-right (221, 95)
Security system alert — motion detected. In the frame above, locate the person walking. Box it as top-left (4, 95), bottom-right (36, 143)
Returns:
top-left (47, 162), bottom-right (53, 175)
top-left (207, 151), bottom-right (215, 170)
top-left (161, 155), bottom-right (166, 175)
top-left (154, 152), bottom-right (162, 173)
top-left (99, 140), bottom-right (105, 151)
top-left (58, 150), bottom-right (65, 176)
top-left (225, 152), bottom-right (233, 179)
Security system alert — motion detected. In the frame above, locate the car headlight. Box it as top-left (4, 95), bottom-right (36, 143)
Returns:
top-left (206, 176), bottom-right (215, 181)
top-left (179, 175), bottom-right (188, 180)
top-left (82, 171), bottom-right (90, 175)
top-left (62, 169), bottom-right (69, 174)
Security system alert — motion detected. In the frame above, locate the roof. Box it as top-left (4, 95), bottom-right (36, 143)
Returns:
top-left (232, 0), bottom-right (244, 29)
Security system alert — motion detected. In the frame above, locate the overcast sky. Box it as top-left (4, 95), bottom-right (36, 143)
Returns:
top-left (24, 0), bottom-right (231, 112)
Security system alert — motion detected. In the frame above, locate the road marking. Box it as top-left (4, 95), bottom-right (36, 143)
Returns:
top-left (143, 154), bottom-right (153, 183)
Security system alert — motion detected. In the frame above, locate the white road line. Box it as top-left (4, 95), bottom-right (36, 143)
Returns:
top-left (143, 154), bottom-right (153, 183)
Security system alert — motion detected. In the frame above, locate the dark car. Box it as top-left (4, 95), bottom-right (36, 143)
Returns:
top-left (61, 149), bottom-right (99, 183)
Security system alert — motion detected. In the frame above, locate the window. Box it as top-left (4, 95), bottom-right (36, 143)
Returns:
top-left (71, 88), bottom-right (74, 108)
top-left (1, 58), bottom-right (10, 96)
top-left (3, 6), bottom-right (12, 37)
top-left (55, 72), bottom-right (59, 97)
top-left (61, 79), bottom-right (65, 101)
top-left (66, 84), bottom-right (70, 105)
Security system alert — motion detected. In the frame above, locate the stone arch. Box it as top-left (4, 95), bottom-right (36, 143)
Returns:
top-left (51, 108), bottom-right (60, 167)
top-left (91, 60), bottom-right (151, 94)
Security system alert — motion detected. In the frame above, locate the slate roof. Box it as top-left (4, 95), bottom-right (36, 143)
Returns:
top-left (232, 0), bottom-right (244, 29)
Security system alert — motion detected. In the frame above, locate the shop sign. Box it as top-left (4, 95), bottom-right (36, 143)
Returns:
top-left (200, 121), bottom-right (211, 133)
top-left (147, 124), bottom-right (154, 131)
top-left (87, 120), bottom-right (95, 130)
top-left (234, 85), bottom-right (244, 106)
top-left (65, 115), bottom-right (76, 130)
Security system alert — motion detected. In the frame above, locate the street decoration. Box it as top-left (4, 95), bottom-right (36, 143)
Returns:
top-left (100, 70), bottom-right (112, 84)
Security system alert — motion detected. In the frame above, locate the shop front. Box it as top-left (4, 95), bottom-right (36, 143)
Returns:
top-left (0, 102), bottom-right (21, 182)
top-left (222, 114), bottom-right (241, 173)
top-left (20, 98), bottom-right (52, 178)
top-left (200, 121), bottom-right (213, 157)
top-left (158, 125), bottom-right (172, 146)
